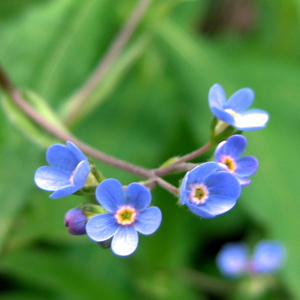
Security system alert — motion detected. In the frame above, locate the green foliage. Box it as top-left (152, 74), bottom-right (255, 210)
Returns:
top-left (0, 0), bottom-right (299, 299)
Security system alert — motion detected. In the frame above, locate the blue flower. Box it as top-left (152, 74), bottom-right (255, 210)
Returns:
top-left (252, 240), bottom-right (286, 274)
top-left (216, 240), bottom-right (286, 278)
top-left (34, 141), bottom-right (90, 198)
top-left (209, 84), bottom-right (269, 131)
top-left (180, 162), bottom-right (241, 218)
top-left (64, 207), bottom-right (87, 235)
top-left (216, 243), bottom-right (249, 278)
top-left (214, 135), bottom-right (258, 187)
top-left (86, 179), bottom-right (162, 256)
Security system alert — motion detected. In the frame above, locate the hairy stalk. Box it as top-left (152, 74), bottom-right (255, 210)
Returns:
top-left (0, 65), bottom-right (180, 195)
top-left (63, 0), bottom-right (153, 126)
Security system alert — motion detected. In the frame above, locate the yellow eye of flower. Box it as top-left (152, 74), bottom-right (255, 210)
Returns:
top-left (221, 156), bottom-right (236, 172)
top-left (115, 206), bottom-right (137, 225)
top-left (189, 184), bottom-right (209, 205)
top-left (225, 109), bottom-right (240, 119)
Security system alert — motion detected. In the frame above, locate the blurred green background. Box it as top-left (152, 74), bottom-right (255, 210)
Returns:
top-left (0, 0), bottom-right (300, 299)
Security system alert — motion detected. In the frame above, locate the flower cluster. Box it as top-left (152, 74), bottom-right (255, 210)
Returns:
top-left (34, 83), bottom-right (272, 258)
top-left (216, 240), bottom-right (286, 278)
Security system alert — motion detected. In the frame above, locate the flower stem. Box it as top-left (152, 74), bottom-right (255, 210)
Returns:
top-left (153, 143), bottom-right (212, 176)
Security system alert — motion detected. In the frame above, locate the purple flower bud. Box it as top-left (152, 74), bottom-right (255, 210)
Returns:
top-left (64, 208), bottom-right (87, 235)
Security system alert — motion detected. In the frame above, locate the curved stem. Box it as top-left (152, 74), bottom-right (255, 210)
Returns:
top-left (63, 0), bottom-right (153, 126)
top-left (154, 143), bottom-right (212, 176)
top-left (0, 65), bottom-right (153, 179)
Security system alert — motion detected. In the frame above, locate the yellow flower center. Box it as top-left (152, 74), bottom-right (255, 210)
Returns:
top-left (221, 156), bottom-right (236, 172)
top-left (189, 184), bottom-right (209, 205)
top-left (115, 206), bottom-right (137, 225)
top-left (225, 108), bottom-right (240, 119)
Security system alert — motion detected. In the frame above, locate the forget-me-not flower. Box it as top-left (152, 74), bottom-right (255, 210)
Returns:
top-left (34, 141), bottom-right (90, 198)
top-left (209, 84), bottom-right (269, 131)
top-left (216, 242), bottom-right (249, 278)
top-left (86, 179), bottom-right (162, 256)
top-left (214, 135), bottom-right (258, 187)
top-left (251, 240), bottom-right (286, 274)
top-left (216, 240), bottom-right (286, 278)
top-left (180, 162), bottom-right (241, 218)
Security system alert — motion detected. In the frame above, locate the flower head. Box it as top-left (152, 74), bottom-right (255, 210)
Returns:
top-left (251, 240), bottom-right (286, 274)
top-left (216, 242), bottom-right (249, 278)
top-left (209, 84), bottom-right (269, 131)
top-left (180, 162), bottom-right (241, 218)
top-left (214, 135), bottom-right (258, 187)
top-left (34, 141), bottom-right (90, 198)
top-left (86, 179), bottom-right (162, 256)
top-left (216, 240), bottom-right (286, 278)
top-left (64, 207), bottom-right (87, 235)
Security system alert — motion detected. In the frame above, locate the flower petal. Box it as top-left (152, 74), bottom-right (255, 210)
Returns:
top-left (234, 109), bottom-right (269, 131)
top-left (208, 83), bottom-right (227, 109)
top-left (210, 107), bottom-right (235, 125)
top-left (95, 179), bottom-right (125, 212)
top-left (187, 194), bottom-right (237, 218)
top-left (125, 183), bottom-right (151, 210)
top-left (86, 213), bottom-right (119, 242)
top-left (72, 160), bottom-right (90, 189)
top-left (111, 226), bottom-right (139, 256)
top-left (205, 172), bottom-right (241, 199)
top-left (214, 141), bottom-right (226, 162)
top-left (50, 184), bottom-right (78, 198)
top-left (34, 166), bottom-right (71, 190)
top-left (222, 135), bottom-right (247, 158)
top-left (135, 207), bottom-right (162, 235)
top-left (186, 162), bottom-right (219, 183)
top-left (46, 144), bottom-right (78, 172)
top-left (234, 175), bottom-right (251, 187)
top-left (66, 141), bottom-right (89, 164)
top-left (225, 88), bottom-right (254, 113)
top-left (179, 172), bottom-right (189, 205)
top-left (235, 156), bottom-right (258, 176)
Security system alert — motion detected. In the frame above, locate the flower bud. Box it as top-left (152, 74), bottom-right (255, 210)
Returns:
top-left (64, 207), bottom-right (87, 235)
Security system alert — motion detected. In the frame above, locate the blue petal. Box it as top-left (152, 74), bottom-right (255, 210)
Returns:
top-left (235, 156), bottom-right (258, 176)
top-left (234, 175), bottom-right (251, 187)
top-left (234, 109), bottom-right (269, 131)
top-left (210, 107), bottom-right (235, 125)
top-left (50, 185), bottom-right (78, 198)
top-left (208, 84), bottom-right (227, 109)
top-left (186, 162), bottom-right (219, 183)
top-left (179, 172), bottom-right (189, 205)
top-left (252, 240), bottom-right (286, 274)
top-left (86, 213), bottom-right (119, 242)
top-left (225, 88), bottom-right (254, 113)
top-left (214, 141), bottom-right (226, 162)
top-left (187, 194), bottom-right (237, 218)
top-left (34, 166), bottom-right (71, 190)
top-left (205, 172), bottom-right (241, 199)
top-left (135, 207), bottom-right (162, 235)
top-left (223, 135), bottom-right (247, 158)
top-left (46, 144), bottom-right (78, 172)
top-left (125, 183), bottom-right (151, 210)
top-left (95, 179), bottom-right (125, 212)
top-left (66, 141), bottom-right (89, 164)
top-left (216, 243), bottom-right (249, 278)
top-left (111, 226), bottom-right (139, 256)
top-left (72, 160), bottom-right (90, 189)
